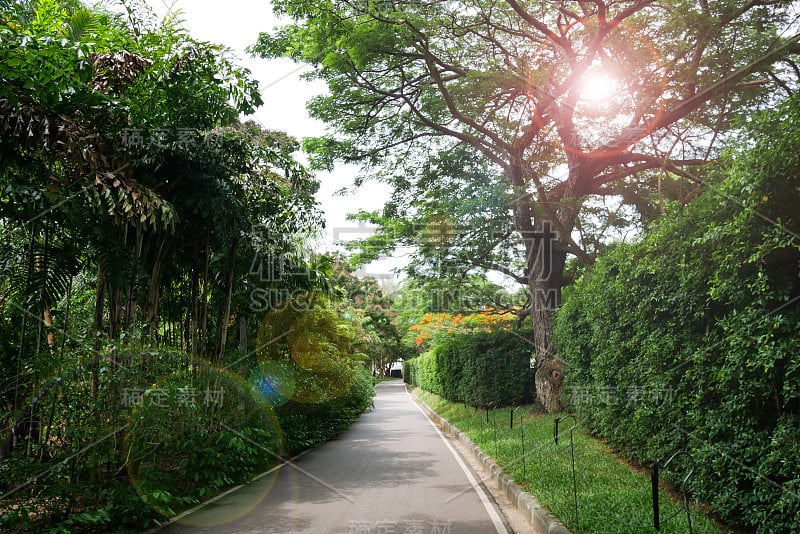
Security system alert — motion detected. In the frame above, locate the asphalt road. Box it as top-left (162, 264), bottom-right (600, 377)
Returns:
top-left (159, 380), bottom-right (510, 534)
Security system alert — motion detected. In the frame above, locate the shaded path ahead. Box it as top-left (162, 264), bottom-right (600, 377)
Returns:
top-left (160, 380), bottom-right (509, 533)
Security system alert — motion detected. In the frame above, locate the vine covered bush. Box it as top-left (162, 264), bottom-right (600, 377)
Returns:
top-left (404, 330), bottom-right (535, 407)
top-left (555, 95), bottom-right (800, 532)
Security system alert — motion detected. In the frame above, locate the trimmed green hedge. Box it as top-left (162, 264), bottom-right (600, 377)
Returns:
top-left (555, 95), bottom-right (800, 532)
top-left (403, 330), bottom-right (535, 407)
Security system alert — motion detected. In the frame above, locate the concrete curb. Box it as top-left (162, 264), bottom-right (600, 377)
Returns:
top-left (409, 389), bottom-right (571, 534)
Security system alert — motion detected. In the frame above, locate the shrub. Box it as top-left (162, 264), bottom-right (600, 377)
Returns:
top-left (277, 367), bottom-right (375, 453)
top-left (555, 94), bottom-right (800, 532)
top-left (405, 330), bottom-right (535, 407)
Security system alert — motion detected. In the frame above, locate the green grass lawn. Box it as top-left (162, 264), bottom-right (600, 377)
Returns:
top-left (414, 388), bottom-right (735, 534)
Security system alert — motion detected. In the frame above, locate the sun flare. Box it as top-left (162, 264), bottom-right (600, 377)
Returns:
top-left (579, 73), bottom-right (618, 102)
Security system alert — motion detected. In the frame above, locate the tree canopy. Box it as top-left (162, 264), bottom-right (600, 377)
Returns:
top-left (254, 0), bottom-right (800, 411)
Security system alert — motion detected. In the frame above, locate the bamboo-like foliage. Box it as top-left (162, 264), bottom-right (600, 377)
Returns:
top-left (0, 1), bottom-right (344, 530)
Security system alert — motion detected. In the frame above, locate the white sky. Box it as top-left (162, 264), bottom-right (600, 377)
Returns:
top-left (135, 0), bottom-right (403, 280)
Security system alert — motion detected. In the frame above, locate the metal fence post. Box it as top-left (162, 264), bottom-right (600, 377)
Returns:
top-left (652, 459), bottom-right (661, 530)
top-left (554, 415), bottom-right (579, 529)
top-left (521, 427), bottom-right (526, 479)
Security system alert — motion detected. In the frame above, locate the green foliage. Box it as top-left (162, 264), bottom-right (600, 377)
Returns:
top-left (277, 368), bottom-right (375, 453)
top-left (333, 267), bottom-right (409, 377)
top-left (404, 330), bottom-right (535, 407)
top-left (254, 292), bottom-right (370, 405)
top-left (340, 146), bottom-right (528, 283)
top-left (0, 2), bottom-right (356, 532)
top-left (555, 94), bottom-right (800, 532)
top-left (253, 0), bottom-right (800, 358)
top-left (416, 389), bottom-right (725, 534)
top-left (124, 364), bottom-right (283, 518)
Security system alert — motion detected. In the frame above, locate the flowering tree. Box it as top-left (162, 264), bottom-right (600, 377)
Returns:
top-left (408, 310), bottom-right (517, 351)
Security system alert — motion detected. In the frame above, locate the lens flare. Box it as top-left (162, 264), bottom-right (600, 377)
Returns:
top-left (124, 363), bottom-right (284, 528)
top-left (256, 293), bottom-right (358, 404)
top-left (250, 360), bottom-right (296, 407)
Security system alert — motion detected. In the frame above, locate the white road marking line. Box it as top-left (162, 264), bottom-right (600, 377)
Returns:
top-left (405, 386), bottom-right (510, 534)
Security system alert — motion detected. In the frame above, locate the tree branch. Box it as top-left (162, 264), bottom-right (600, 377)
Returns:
top-left (503, 0), bottom-right (574, 56)
top-left (471, 258), bottom-right (528, 285)
top-left (597, 33), bottom-right (800, 155)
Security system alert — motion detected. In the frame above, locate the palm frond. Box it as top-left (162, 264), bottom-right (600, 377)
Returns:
top-left (1, 235), bottom-right (82, 310)
top-left (62, 7), bottom-right (99, 42)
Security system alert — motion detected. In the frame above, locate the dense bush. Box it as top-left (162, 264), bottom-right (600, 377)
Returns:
top-left (404, 330), bottom-right (535, 407)
top-left (555, 95), bottom-right (800, 532)
top-left (277, 367), bottom-right (375, 453)
top-left (0, 347), bottom-right (375, 533)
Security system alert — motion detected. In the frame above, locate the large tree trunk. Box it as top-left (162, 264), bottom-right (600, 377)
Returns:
top-left (514, 172), bottom-right (571, 413)
top-left (510, 133), bottom-right (583, 413)
top-left (522, 217), bottom-right (568, 413)
top-left (511, 155), bottom-right (570, 413)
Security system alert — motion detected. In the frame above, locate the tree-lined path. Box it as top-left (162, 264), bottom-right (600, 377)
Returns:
top-left (160, 381), bottom-right (509, 533)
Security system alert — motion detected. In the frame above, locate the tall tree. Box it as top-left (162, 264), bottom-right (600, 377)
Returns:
top-left (332, 264), bottom-right (408, 376)
top-left (0, 0), bottom-right (319, 460)
top-left (253, 0), bottom-right (800, 411)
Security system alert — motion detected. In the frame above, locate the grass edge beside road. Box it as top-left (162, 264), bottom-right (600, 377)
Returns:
top-left (413, 388), bottom-right (737, 534)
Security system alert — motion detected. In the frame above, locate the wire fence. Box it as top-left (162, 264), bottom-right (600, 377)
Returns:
top-left (458, 402), bottom-right (706, 534)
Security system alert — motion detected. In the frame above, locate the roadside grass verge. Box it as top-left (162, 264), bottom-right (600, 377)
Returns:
top-left (414, 388), bottom-right (734, 534)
